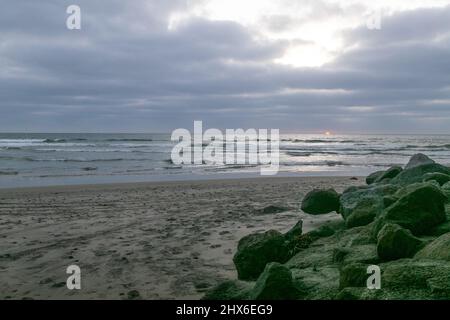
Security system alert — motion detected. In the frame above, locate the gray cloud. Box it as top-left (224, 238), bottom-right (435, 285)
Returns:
top-left (0, 1), bottom-right (449, 133)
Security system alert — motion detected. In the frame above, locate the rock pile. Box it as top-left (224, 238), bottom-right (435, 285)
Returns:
top-left (204, 154), bottom-right (450, 300)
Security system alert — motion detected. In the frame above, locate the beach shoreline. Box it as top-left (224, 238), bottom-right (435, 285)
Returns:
top-left (0, 176), bottom-right (362, 299)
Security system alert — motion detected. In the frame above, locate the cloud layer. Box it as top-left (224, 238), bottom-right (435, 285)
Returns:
top-left (0, 0), bottom-right (449, 133)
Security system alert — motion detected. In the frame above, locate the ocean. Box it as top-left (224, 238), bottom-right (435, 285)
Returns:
top-left (1, 133), bottom-right (450, 188)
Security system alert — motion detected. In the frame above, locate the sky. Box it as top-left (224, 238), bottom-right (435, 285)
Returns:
top-left (1, 0), bottom-right (450, 133)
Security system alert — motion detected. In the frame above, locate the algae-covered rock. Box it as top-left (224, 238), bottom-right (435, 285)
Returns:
top-left (202, 280), bottom-right (252, 300)
top-left (414, 233), bottom-right (450, 261)
top-left (428, 220), bottom-right (450, 237)
top-left (301, 188), bottom-right (340, 214)
top-left (284, 220), bottom-right (303, 242)
top-left (211, 154), bottom-right (450, 301)
top-left (340, 244), bottom-right (379, 265)
top-left (405, 153), bottom-right (435, 169)
top-left (376, 223), bottom-right (424, 261)
top-left (287, 221), bottom-right (343, 256)
top-left (383, 195), bottom-right (399, 208)
top-left (381, 259), bottom-right (450, 297)
top-left (250, 262), bottom-right (300, 300)
top-left (442, 181), bottom-right (450, 199)
top-left (290, 266), bottom-right (340, 300)
top-left (339, 184), bottom-right (397, 221)
top-left (345, 197), bottom-right (383, 228)
top-left (339, 263), bottom-right (370, 289)
top-left (422, 172), bottom-right (450, 186)
top-left (336, 287), bottom-right (444, 300)
top-left (375, 166), bottom-right (403, 183)
top-left (443, 181), bottom-right (450, 191)
top-left (233, 230), bottom-right (289, 280)
top-left (375, 183), bottom-right (447, 236)
top-left (366, 171), bottom-right (385, 185)
top-left (391, 163), bottom-right (450, 186)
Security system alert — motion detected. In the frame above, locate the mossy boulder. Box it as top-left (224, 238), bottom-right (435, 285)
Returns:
top-left (284, 220), bottom-right (303, 242)
top-left (422, 172), bottom-right (450, 186)
top-left (405, 153), bottom-right (435, 169)
top-left (366, 170), bottom-right (385, 185)
top-left (414, 233), bottom-right (450, 261)
top-left (301, 188), bottom-right (340, 214)
top-left (391, 163), bottom-right (450, 186)
top-left (339, 184), bottom-right (399, 220)
top-left (202, 280), bottom-right (252, 300)
top-left (339, 244), bottom-right (379, 265)
top-left (443, 181), bottom-right (450, 191)
top-left (339, 263), bottom-right (369, 289)
top-left (233, 230), bottom-right (289, 280)
top-left (374, 183), bottom-right (447, 236)
top-left (376, 223), bottom-right (424, 261)
top-left (345, 197), bottom-right (383, 228)
top-left (381, 259), bottom-right (450, 297)
top-left (375, 166), bottom-right (403, 183)
top-left (250, 262), bottom-right (300, 300)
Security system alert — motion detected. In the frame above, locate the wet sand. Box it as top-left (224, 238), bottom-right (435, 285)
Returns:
top-left (0, 176), bottom-right (362, 299)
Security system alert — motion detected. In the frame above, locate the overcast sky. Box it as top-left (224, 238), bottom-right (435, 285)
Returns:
top-left (1, 0), bottom-right (450, 133)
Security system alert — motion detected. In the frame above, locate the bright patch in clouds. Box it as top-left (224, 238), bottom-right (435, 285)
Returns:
top-left (170, 0), bottom-right (450, 67)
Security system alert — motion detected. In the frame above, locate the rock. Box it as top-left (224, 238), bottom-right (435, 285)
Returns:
top-left (366, 171), bottom-right (385, 185)
top-left (428, 220), bottom-right (450, 237)
top-left (414, 233), bottom-right (450, 261)
top-left (375, 166), bottom-right (403, 183)
top-left (336, 286), bottom-right (444, 300)
top-left (376, 223), bottom-right (424, 261)
top-left (254, 205), bottom-right (289, 215)
top-left (335, 287), bottom-right (366, 300)
top-left (250, 262), bottom-right (300, 300)
top-left (287, 222), bottom-right (341, 256)
top-left (332, 248), bottom-right (351, 263)
top-left (284, 220), bottom-right (303, 242)
top-left (233, 230), bottom-right (289, 280)
top-left (308, 223), bottom-right (339, 238)
top-left (339, 263), bottom-right (369, 289)
top-left (290, 266), bottom-right (340, 300)
top-left (202, 280), bottom-right (252, 300)
top-left (391, 163), bottom-right (450, 186)
top-left (301, 189), bottom-right (340, 214)
top-left (345, 197), bottom-right (383, 228)
top-left (383, 195), bottom-right (398, 208)
top-left (127, 290), bottom-right (142, 300)
top-left (443, 181), bottom-right (450, 190)
top-left (375, 183), bottom-right (447, 236)
top-left (393, 181), bottom-right (439, 198)
top-left (287, 224), bottom-right (372, 271)
top-left (381, 259), bottom-right (450, 296)
top-left (442, 181), bottom-right (450, 199)
top-left (333, 244), bottom-right (379, 265)
top-left (339, 184), bottom-right (397, 222)
top-left (422, 172), bottom-right (450, 186)
top-left (405, 153), bottom-right (435, 169)
top-left (340, 244), bottom-right (380, 265)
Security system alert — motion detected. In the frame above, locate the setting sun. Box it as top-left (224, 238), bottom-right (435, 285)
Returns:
top-left (325, 131), bottom-right (331, 136)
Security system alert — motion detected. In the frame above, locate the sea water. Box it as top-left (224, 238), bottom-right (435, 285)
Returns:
top-left (0, 133), bottom-right (449, 188)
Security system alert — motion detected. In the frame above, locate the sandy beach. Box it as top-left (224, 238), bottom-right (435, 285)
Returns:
top-left (0, 176), bottom-right (362, 300)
